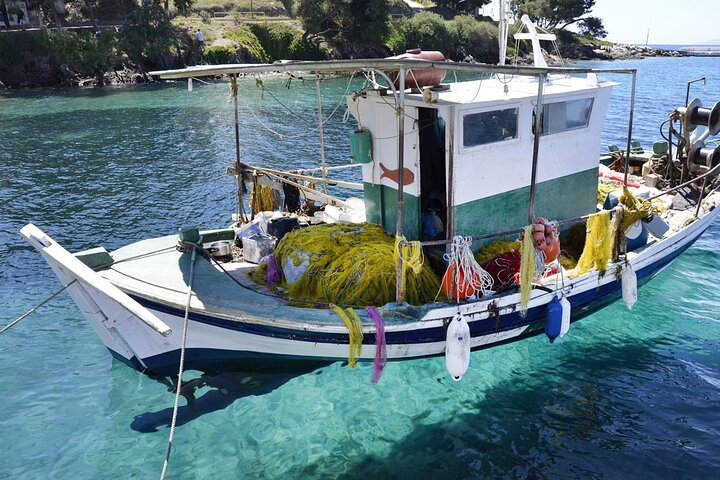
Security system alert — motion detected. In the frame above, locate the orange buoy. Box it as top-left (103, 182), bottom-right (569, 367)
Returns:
top-left (442, 264), bottom-right (480, 301)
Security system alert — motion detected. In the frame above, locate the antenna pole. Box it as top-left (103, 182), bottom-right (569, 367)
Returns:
top-left (395, 66), bottom-right (406, 303)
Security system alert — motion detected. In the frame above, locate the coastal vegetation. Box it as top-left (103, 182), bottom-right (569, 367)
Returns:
top-left (0, 0), bottom-right (623, 88)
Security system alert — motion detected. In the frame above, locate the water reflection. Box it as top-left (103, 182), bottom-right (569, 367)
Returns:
top-left (131, 362), bottom-right (330, 433)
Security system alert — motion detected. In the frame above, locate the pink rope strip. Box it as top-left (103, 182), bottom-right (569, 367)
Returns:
top-left (365, 307), bottom-right (387, 384)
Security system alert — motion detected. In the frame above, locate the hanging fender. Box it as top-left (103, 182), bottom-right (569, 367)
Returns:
top-left (445, 312), bottom-right (471, 381)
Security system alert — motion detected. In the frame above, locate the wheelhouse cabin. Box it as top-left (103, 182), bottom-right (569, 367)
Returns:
top-left (346, 73), bottom-right (617, 244)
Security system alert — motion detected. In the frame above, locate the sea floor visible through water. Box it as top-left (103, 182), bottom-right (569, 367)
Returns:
top-left (1, 56), bottom-right (720, 479)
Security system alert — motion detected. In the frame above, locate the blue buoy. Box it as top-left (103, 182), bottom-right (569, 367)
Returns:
top-left (546, 296), bottom-right (563, 343)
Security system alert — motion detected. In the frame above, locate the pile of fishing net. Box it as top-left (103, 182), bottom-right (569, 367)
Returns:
top-left (251, 223), bottom-right (442, 306)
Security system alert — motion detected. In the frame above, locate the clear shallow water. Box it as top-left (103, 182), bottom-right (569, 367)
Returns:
top-left (1, 57), bottom-right (720, 479)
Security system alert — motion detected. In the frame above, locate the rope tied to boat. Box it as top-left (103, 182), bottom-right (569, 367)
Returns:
top-left (0, 280), bottom-right (77, 334)
top-left (161, 235), bottom-right (201, 480)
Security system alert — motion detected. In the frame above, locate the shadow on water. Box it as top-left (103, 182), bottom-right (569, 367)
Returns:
top-left (332, 339), bottom-right (666, 480)
top-left (130, 361), bottom-right (331, 433)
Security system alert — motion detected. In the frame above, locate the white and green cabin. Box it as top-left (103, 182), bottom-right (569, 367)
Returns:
top-left (346, 72), bottom-right (617, 243)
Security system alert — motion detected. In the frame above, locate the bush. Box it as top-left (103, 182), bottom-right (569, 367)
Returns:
top-left (246, 22), bottom-right (326, 61)
top-left (386, 21), bottom-right (406, 54)
top-left (249, 22), bottom-right (297, 61)
top-left (202, 45), bottom-right (237, 64)
top-left (398, 11), bottom-right (453, 55)
top-left (225, 26), bottom-right (268, 62)
top-left (288, 37), bottom-right (327, 60)
top-left (449, 15), bottom-right (498, 62)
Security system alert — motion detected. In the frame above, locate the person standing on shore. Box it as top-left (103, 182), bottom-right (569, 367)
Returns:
top-left (196, 29), bottom-right (204, 49)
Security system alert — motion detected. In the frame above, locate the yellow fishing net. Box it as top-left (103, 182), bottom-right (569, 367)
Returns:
top-left (519, 225), bottom-right (536, 316)
top-left (573, 210), bottom-right (613, 276)
top-left (598, 183), bottom-right (621, 204)
top-left (619, 186), bottom-right (654, 233)
top-left (474, 240), bottom-right (522, 266)
top-left (331, 305), bottom-right (363, 368)
top-left (269, 223), bottom-right (441, 307)
top-left (395, 235), bottom-right (424, 301)
top-left (250, 183), bottom-right (277, 214)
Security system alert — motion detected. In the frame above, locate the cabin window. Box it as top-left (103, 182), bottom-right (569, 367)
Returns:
top-left (540, 98), bottom-right (594, 135)
top-left (462, 107), bottom-right (518, 147)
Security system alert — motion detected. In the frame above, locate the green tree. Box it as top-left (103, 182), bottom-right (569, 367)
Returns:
top-left (399, 11), bottom-right (453, 54)
top-left (513, 0), bottom-right (600, 30)
top-left (79, 29), bottom-right (120, 86)
top-left (435, 0), bottom-right (490, 14)
top-left (28, 0), bottom-right (66, 30)
top-left (167, 0), bottom-right (195, 15)
top-left (297, 0), bottom-right (391, 44)
top-left (118, 1), bottom-right (186, 70)
top-left (578, 16), bottom-right (606, 38)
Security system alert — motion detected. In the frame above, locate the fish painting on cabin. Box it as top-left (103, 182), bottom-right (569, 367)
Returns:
top-left (379, 163), bottom-right (415, 186)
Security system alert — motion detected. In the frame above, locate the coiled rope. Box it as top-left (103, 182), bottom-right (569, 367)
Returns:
top-left (441, 236), bottom-right (494, 302)
top-left (160, 237), bottom-right (201, 480)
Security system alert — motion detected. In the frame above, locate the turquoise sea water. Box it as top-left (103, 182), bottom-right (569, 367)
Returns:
top-left (1, 56), bottom-right (720, 479)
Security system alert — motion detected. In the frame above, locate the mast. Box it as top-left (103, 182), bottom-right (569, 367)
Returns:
top-left (481, 0), bottom-right (511, 65)
top-left (499, 0), bottom-right (508, 65)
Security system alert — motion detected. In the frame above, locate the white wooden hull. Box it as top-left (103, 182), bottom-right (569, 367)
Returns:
top-left (20, 195), bottom-right (720, 375)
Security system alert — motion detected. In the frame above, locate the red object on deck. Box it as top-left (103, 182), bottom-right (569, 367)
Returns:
top-left (388, 50), bottom-right (447, 89)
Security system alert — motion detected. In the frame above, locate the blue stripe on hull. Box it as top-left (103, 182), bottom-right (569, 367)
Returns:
top-left (125, 233), bottom-right (701, 375)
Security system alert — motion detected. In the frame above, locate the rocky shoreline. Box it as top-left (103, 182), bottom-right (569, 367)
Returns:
top-left (596, 44), bottom-right (684, 60)
top-left (0, 41), bottom-right (686, 91)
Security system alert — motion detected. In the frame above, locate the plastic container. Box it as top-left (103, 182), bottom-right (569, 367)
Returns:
top-left (242, 234), bottom-right (277, 264)
top-left (350, 130), bottom-right (372, 164)
top-left (625, 220), bottom-right (649, 251)
top-left (268, 217), bottom-right (299, 242)
top-left (643, 214), bottom-right (670, 238)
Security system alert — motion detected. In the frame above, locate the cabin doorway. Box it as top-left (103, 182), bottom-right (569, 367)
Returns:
top-left (418, 107), bottom-right (448, 241)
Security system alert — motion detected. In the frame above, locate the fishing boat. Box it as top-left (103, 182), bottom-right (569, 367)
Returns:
top-left (19, 16), bottom-right (720, 382)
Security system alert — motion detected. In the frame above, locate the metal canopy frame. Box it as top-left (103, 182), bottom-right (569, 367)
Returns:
top-left (150, 59), bottom-right (636, 80)
top-left (151, 59), bottom-right (639, 303)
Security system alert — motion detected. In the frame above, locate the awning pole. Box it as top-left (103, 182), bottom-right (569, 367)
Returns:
top-left (395, 66), bottom-right (406, 302)
top-left (528, 73), bottom-right (546, 224)
top-left (231, 74), bottom-right (247, 222)
top-left (316, 75), bottom-right (328, 194)
top-left (623, 71), bottom-right (637, 185)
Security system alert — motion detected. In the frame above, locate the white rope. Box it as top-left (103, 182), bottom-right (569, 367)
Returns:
top-left (160, 243), bottom-right (199, 480)
top-left (442, 236), bottom-right (494, 301)
top-left (0, 280), bottom-right (76, 334)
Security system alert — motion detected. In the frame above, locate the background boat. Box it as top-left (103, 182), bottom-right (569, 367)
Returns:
top-left (1, 56), bottom-right (720, 478)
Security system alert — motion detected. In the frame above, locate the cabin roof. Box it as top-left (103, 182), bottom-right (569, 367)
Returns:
top-left (403, 74), bottom-right (618, 108)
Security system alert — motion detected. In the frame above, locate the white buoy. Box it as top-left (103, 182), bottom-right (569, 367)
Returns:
top-left (559, 296), bottom-right (571, 337)
top-left (445, 312), bottom-right (471, 381)
top-left (622, 262), bottom-right (637, 309)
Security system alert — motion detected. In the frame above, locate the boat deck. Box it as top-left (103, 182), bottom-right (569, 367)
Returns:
top-left (99, 233), bottom-right (433, 330)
